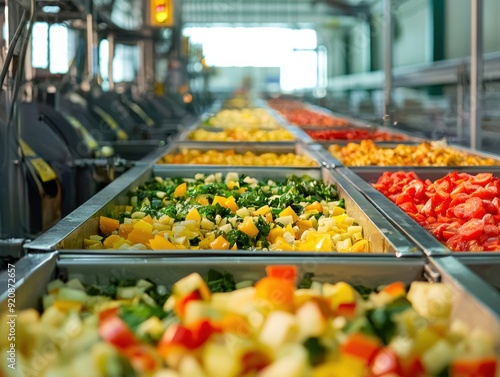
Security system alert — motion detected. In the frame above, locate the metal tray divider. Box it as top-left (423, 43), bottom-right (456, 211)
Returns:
top-left (303, 142), bottom-right (342, 168)
top-left (429, 256), bottom-right (500, 344)
top-left (336, 167), bottom-right (449, 255)
top-left (140, 141), bottom-right (323, 168)
top-left (324, 169), bottom-right (422, 257)
top-left (25, 164), bottom-right (154, 252)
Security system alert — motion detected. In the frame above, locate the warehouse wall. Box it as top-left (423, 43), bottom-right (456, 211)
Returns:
top-left (207, 67), bottom-right (280, 93)
top-left (326, 0), bottom-right (500, 79)
top-left (446, 0), bottom-right (500, 59)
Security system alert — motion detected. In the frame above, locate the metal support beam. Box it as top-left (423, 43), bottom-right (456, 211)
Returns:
top-left (470, 0), bottom-right (483, 150)
top-left (107, 33), bottom-right (114, 91)
top-left (85, 12), bottom-right (94, 83)
top-left (383, 0), bottom-right (393, 127)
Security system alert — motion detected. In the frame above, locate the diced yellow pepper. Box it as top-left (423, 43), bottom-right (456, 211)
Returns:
top-left (112, 238), bottom-right (133, 249)
top-left (199, 234), bottom-right (216, 249)
top-left (174, 182), bottom-right (187, 197)
top-left (267, 227), bottom-right (284, 243)
top-left (270, 236), bottom-right (294, 251)
top-left (53, 300), bottom-right (83, 312)
top-left (238, 217), bottom-right (259, 238)
top-left (127, 228), bottom-right (153, 245)
top-left (186, 207), bottom-right (201, 221)
top-left (312, 355), bottom-right (366, 377)
top-left (210, 235), bottom-right (230, 250)
top-left (296, 232), bottom-right (332, 252)
top-left (305, 202), bottom-right (323, 213)
top-left (149, 235), bottom-right (178, 250)
top-left (279, 206), bottom-right (299, 223)
top-left (224, 196), bottom-right (239, 213)
top-left (84, 238), bottom-right (102, 248)
top-left (253, 205), bottom-right (271, 216)
top-left (227, 180), bottom-right (240, 190)
top-left (323, 281), bottom-right (356, 310)
top-left (350, 239), bottom-right (368, 252)
top-left (142, 215), bottom-right (154, 225)
top-left (103, 234), bottom-right (122, 249)
top-left (212, 195), bottom-right (227, 207)
top-left (134, 219), bottom-right (153, 233)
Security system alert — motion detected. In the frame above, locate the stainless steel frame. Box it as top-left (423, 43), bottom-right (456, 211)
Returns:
top-left (25, 164), bottom-right (421, 256)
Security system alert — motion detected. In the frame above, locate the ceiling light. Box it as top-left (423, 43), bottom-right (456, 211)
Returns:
top-left (42, 6), bottom-right (61, 14)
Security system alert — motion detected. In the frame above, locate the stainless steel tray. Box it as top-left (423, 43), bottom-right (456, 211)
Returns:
top-left (101, 140), bottom-right (167, 161)
top-left (339, 166), bottom-right (500, 256)
top-left (135, 141), bottom-right (321, 167)
top-left (2, 252), bottom-right (499, 360)
top-left (326, 140), bottom-right (500, 167)
top-left (309, 128), bottom-right (422, 145)
top-left (26, 165), bottom-right (420, 256)
top-left (450, 256), bottom-right (500, 291)
top-left (174, 126), bottom-right (297, 144)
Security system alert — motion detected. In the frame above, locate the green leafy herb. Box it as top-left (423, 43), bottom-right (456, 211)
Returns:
top-left (204, 269), bottom-right (236, 293)
top-left (297, 272), bottom-right (314, 289)
top-left (303, 337), bottom-right (327, 366)
top-left (119, 304), bottom-right (168, 332)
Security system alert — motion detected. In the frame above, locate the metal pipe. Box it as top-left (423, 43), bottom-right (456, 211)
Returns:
top-left (86, 13), bottom-right (94, 81)
top-left (383, 0), bottom-right (393, 127)
top-left (0, 9), bottom-right (27, 97)
top-left (107, 33), bottom-right (115, 91)
top-left (470, 0), bottom-right (483, 150)
top-left (456, 62), bottom-right (467, 141)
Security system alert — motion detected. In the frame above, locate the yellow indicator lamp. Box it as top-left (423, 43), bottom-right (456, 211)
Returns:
top-left (150, 0), bottom-right (174, 27)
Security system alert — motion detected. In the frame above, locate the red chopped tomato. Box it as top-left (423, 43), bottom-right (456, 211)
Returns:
top-left (453, 197), bottom-right (485, 220)
top-left (370, 347), bottom-right (403, 377)
top-left (99, 315), bottom-right (138, 349)
top-left (373, 171), bottom-right (500, 252)
top-left (459, 219), bottom-right (484, 241)
top-left (450, 356), bottom-right (497, 377)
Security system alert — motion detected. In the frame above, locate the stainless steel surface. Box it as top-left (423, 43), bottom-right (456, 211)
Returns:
top-left (451, 256), bottom-right (500, 291)
top-left (383, 0), bottom-right (393, 128)
top-left (0, 239), bottom-right (26, 259)
top-left (101, 140), bottom-right (167, 161)
top-left (470, 0), bottom-right (484, 150)
top-left (3, 253), bottom-right (500, 361)
top-left (340, 166), bottom-right (500, 256)
top-left (107, 32), bottom-right (114, 91)
top-left (26, 164), bottom-right (420, 256)
top-left (139, 141), bottom-right (320, 167)
top-left (306, 143), bottom-right (341, 169)
top-left (0, 252), bottom-right (58, 313)
top-left (431, 257), bottom-right (500, 348)
top-left (26, 164), bottom-right (152, 251)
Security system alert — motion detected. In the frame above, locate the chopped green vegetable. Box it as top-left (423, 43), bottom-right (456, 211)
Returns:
top-left (303, 337), bottom-right (327, 366)
top-left (204, 269), bottom-right (236, 293)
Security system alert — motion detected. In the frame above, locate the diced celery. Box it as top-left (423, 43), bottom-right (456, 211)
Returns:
top-left (57, 287), bottom-right (88, 303)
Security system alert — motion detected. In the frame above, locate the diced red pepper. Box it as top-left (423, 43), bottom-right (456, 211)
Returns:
top-left (341, 333), bottom-right (381, 364)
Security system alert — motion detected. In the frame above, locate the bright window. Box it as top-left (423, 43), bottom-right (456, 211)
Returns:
top-left (49, 24), bottom-right (69, 73)
top-left (32, 23), bottom-right (49, 69)
top-left (183, 27), bottom-right (320, 91)
top-left (113, 44), bottom-right (139, 83)
top-left (32, 23), bottom-right (74, 74)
